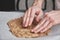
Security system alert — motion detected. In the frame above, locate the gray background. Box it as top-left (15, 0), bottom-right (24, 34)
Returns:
top-left (15, 0), bottom-right (60, 12)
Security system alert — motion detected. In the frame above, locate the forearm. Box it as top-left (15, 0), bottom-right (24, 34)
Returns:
top-left (33, 0), bottom-right (44, 8)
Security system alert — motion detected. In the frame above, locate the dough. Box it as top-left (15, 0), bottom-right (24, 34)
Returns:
top-left (7, 17), bottom-right (50, 38)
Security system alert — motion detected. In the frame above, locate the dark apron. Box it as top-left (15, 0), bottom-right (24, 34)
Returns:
top-left (0, 0), bottom-right (15, 11)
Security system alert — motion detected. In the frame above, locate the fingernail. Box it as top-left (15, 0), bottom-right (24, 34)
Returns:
top-left (25, 25), bottom-right (27, 27)
top-left (29, 22), bottom-right (31, 26)
top-left (24, 24), bottom-right (27, 27)
top-left (31, 30), bottom-right (34, 32)
top-left (34, 31), bottom-right (38, 33)
top-left (29, 23), bottom-right (31, 26)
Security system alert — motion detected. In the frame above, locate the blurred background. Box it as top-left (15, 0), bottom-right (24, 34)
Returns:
top-left (0, 0), bottom-right (59, 12)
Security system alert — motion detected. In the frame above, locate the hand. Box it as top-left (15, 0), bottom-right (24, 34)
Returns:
top-left (31, 11), bottom-right (60, 33)
top-left (23, 6), bottom-right (43, 27)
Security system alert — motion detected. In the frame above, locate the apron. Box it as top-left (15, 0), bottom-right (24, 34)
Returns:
top-left (17, 0), bottom-right (60, 12)
top-left (55, 0), bottom-right (60, 10)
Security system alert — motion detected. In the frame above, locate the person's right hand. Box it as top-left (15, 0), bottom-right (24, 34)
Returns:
top-left (23, 6), bottom-right (43, 27)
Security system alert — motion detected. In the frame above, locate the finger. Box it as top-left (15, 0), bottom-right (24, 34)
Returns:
top-left (41, 21), bottom-right (53, 33)
top-left (35, 11), bottom-right (40, 15)
top-left (28, 9), bottom-right (35, 26)
top-left (35, 11), bottom-right (40, 19)
top-left (36, 10), bottom-right (43, 22)
top-left (35, 18), bottom-right (50, 33)
top-left (23, 11), bottom-right (27, 26)
top-left (24, 8), bottom-right (31, 27)
top-left (31, 16), bottom-right (47, 32)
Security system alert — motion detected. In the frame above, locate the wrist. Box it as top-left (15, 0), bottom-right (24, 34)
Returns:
top-left (33, 0), bottom-right (44, 8)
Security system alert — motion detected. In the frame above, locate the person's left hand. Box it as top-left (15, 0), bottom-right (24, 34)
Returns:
top-left (31, 11), bottom-right (60, 33)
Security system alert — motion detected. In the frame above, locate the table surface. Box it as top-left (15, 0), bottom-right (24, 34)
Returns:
top-left (0, 12), bottom-right (60, 40)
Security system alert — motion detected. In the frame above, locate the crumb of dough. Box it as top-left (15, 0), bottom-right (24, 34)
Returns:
top-left (7, 17), bottom-right (51, 38)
